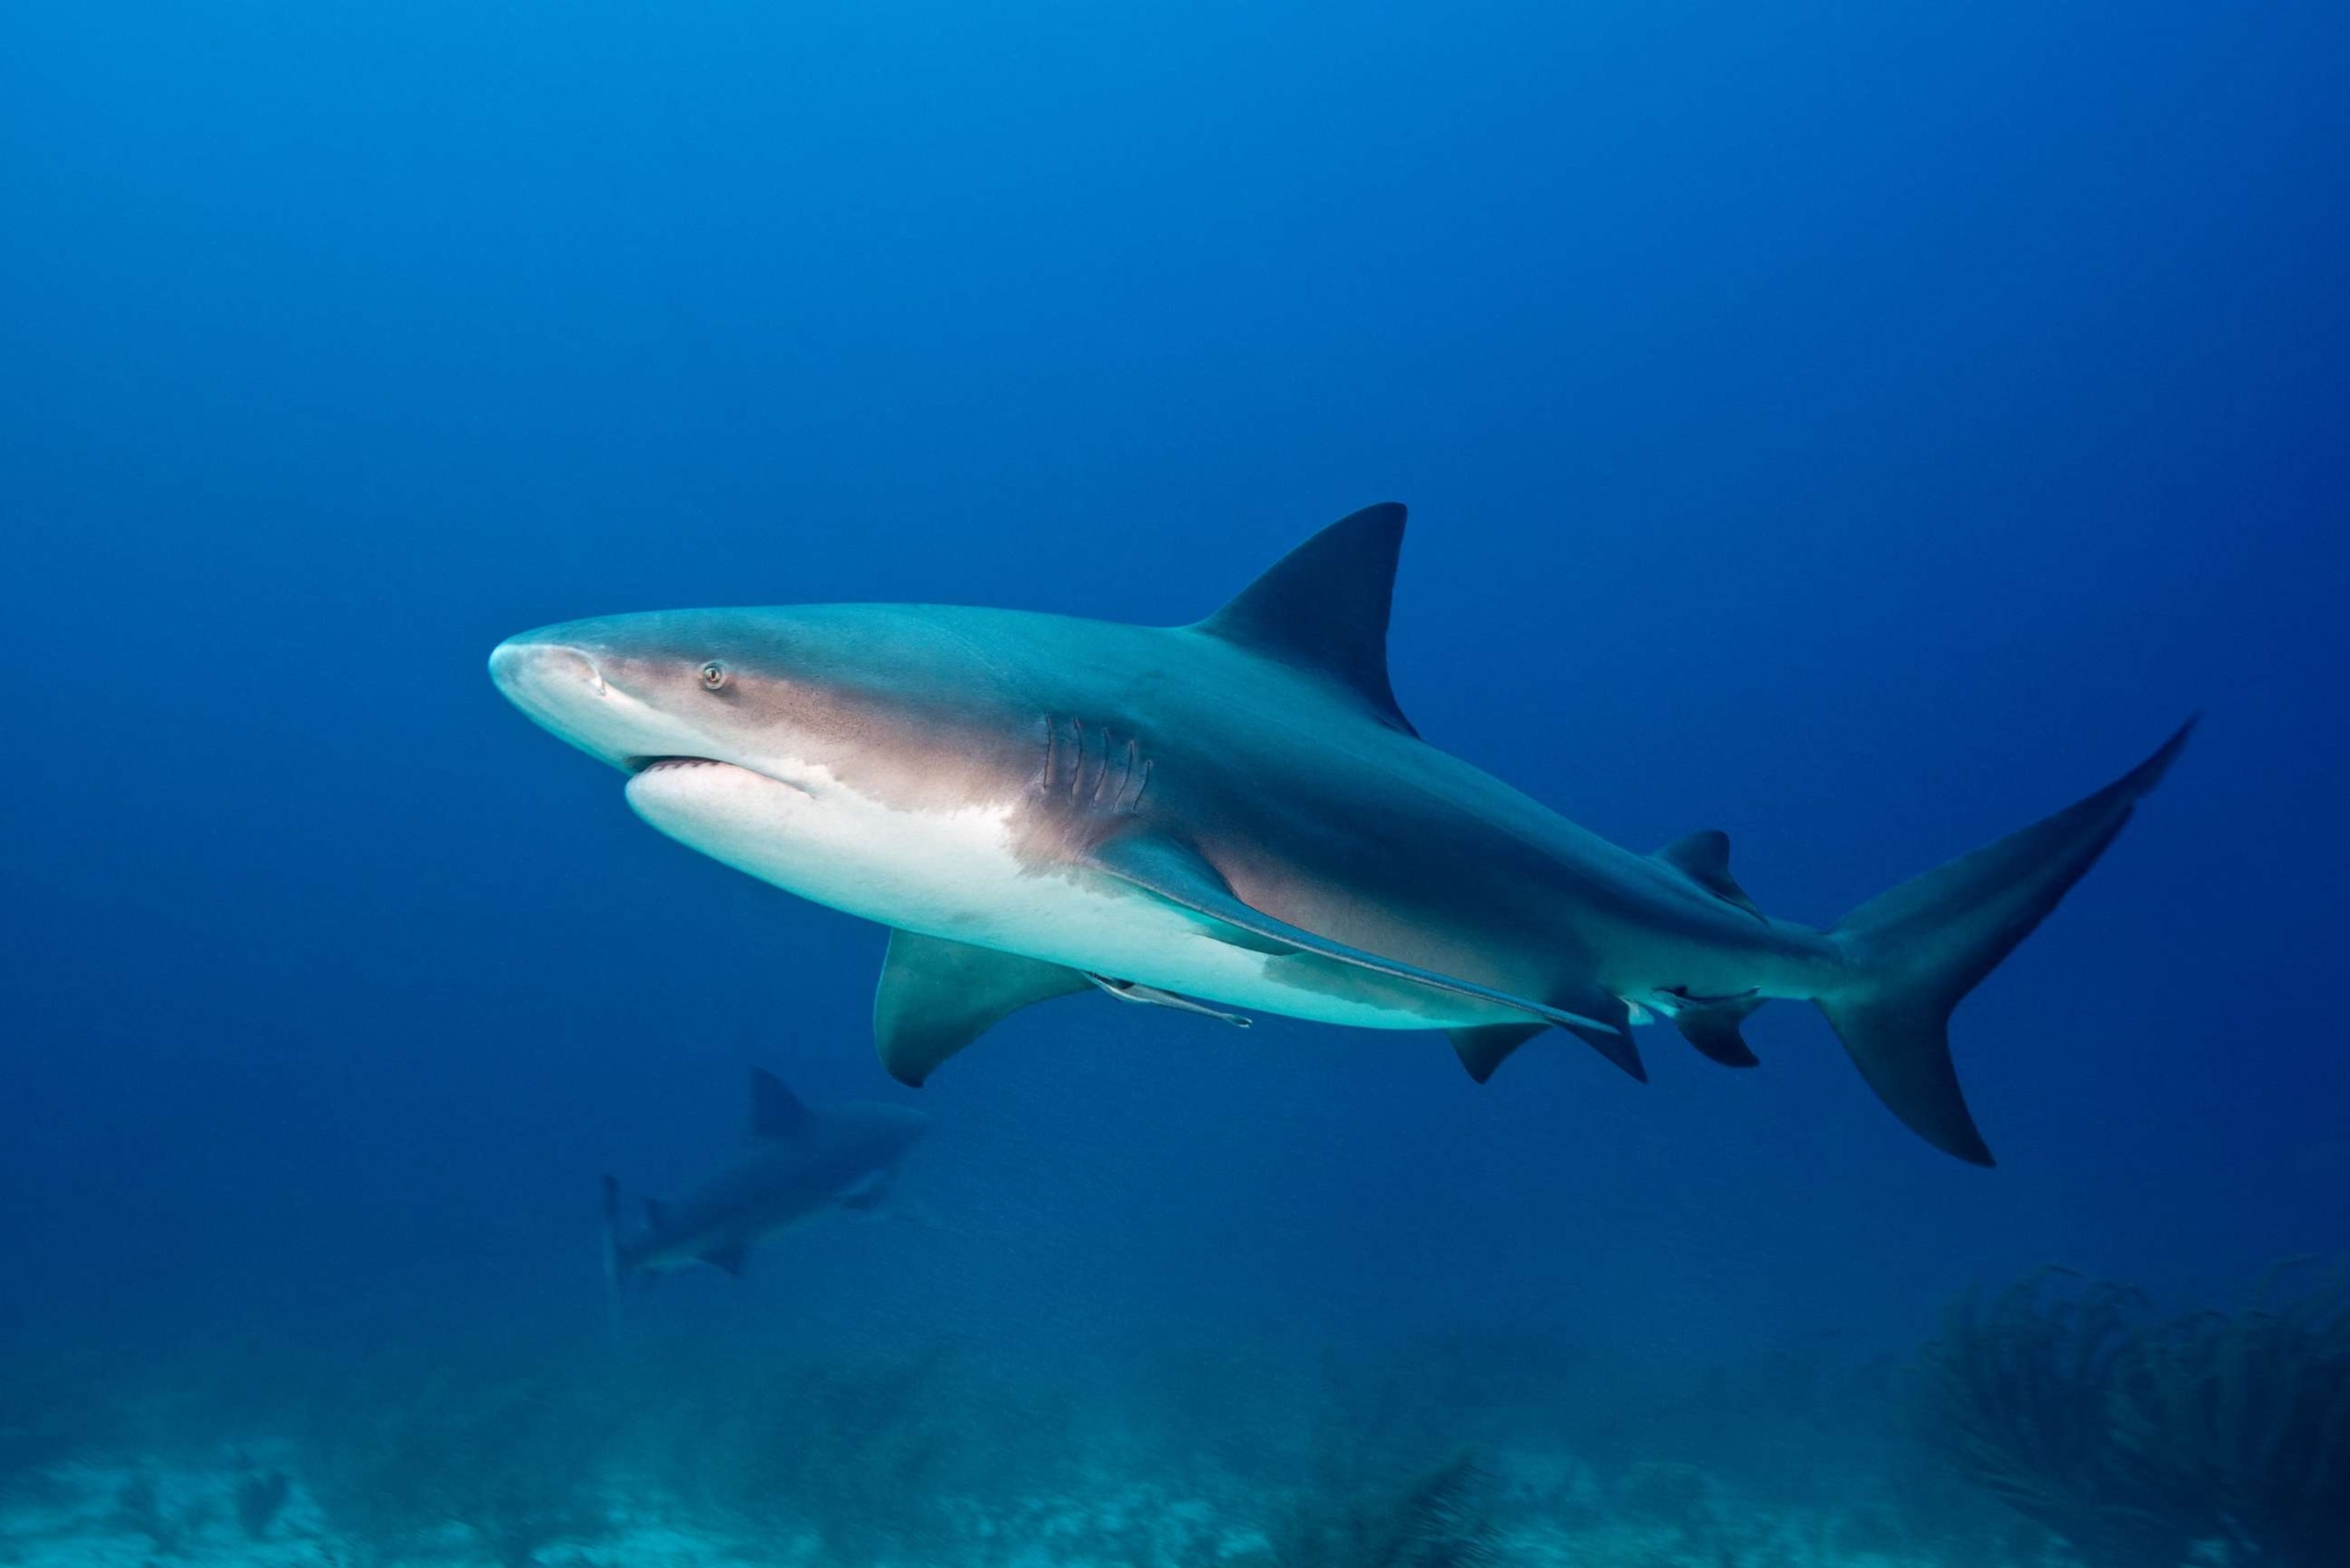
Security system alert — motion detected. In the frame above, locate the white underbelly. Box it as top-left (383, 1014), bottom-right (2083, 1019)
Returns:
top-left (623, 760), bottom-right (1497, 1030)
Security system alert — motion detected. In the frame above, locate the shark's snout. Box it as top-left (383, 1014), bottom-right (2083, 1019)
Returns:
top-left (489, 629), bottom-right (672, 770)
top-left (489, 634), bottom-right (605, 708)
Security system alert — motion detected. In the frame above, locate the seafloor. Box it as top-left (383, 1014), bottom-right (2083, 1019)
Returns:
top-left (0, 1326), bottom-right (2161, 1568)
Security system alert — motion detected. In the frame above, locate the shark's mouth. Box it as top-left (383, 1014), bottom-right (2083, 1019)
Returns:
top-left (626, 755), bottom-right (816, 798)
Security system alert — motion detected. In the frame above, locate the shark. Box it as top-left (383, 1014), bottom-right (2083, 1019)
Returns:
top-left (493, 503), bottom-right (2191, 1165)
top-left (602, 1069), bottom-right (928, 1288)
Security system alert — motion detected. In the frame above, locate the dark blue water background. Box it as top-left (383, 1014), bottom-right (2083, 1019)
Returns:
top-left (4, 1), bottom-right (2344, 1378)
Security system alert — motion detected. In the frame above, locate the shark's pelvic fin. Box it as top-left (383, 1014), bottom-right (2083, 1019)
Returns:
top-left (1192, 503), bottom-right (1419, 737)
top-left (1555, 987), bottom-right (1647, 1082)
top-left (749, 1068), bottom-right (809, 1140)
top-left (1090, 834), bottom-right (1629, 1054)
top-left (1655, 829), bottom-right (1764, 920)
top-left (872, 929), bottom-right (1092, 1086)
top-left (701, 1239), bottom-right (750, 1278)
top-left (1819, 717), bottom-right (2198, 1166)
top-left (1448, 1022), bottom-right (1548, 1083)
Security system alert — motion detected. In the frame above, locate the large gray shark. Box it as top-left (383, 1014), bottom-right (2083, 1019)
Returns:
top-left (493, 505), bottom-right (2190, 1165)
top-left (603, 1069), bottom-right (927, 1285)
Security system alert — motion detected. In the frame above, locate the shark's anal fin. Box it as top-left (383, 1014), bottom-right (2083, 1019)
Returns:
top-left (1661, 988), bottom-right (1766, 1068)
top-left (701, 1240), bottom-right (750, 1278)
top-left (873, 929), bottom-right (1093, 1087)
top-left (1085, 973), bottom-right (1251, 1028)
top-left (1089, 834), bottom-right (1639, 1080)
top-left (1193, 503), bottom-right (1419, 737)
top-left (749, 1068), bottom-right (809, 1139)
top-left (1655, 830), bottom-right (1764, 920)
top-left (1449, 1023), bottom-right (1548, 1083)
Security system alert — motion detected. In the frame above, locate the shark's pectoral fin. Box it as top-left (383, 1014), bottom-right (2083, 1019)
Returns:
top-left (1448, 1023), bottom-right (1548, 1083)
top-left (837, 1170), bottom-right (891, 1212)
top-left (873, 929), bottom-right (1093, 1087)
top-left (1085, 973), bottom-right (1251, 1029)
top-left (1089, 835), bottom-right (1636, 1071)
top-left (701, 1240), bottom-right (750, 1278)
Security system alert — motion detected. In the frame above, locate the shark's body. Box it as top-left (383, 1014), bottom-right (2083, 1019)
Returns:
top-left (603, 1070), bottom-right (926, 1284)
top-left (495, 505), bottom-right (2189, 1164)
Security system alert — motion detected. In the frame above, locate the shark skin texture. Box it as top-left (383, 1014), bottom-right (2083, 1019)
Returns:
top-left (493, 504), bottom-right (2192, 1165)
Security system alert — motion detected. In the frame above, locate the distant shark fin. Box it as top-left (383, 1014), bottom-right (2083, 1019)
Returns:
top-left (873, 929), bottom-right (1092, 1086)
top-left (1090, 834), bottom-right (1636, 1072)
top-left (837, 1169), bottom-right (891, 1212)
top-left (749, 1067), bottom-right (809, 1140)
top-left (1193, 503), bottom-right (1419, 737)
top-left (1448, 1023), bottom-right (1548, 1083)
top-left (1655, 830), bottom-right (1764, 920)
top-left (701, 1239), bottom-right (750, 1278)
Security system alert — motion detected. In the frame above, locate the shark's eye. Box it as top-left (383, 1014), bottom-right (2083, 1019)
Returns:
top-left (699, 660), bottom-right (728, 690)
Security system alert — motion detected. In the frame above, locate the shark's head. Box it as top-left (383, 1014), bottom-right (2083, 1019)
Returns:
top-left (490, 608), bottom-right (851, 783)
top-left (490, 606), bottom-right (1046, 883)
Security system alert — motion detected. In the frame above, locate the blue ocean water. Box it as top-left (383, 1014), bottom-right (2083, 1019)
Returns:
top-left (3, 3), bottom-right (2345, 1564)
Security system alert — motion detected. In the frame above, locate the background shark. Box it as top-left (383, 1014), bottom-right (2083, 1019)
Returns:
top-left (493, 505), bottom-right (2189, 1166)
top-left (602, 1069), bottom-right (927, 1290)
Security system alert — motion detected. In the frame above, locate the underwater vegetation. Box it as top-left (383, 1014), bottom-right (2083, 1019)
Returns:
top-left (1909, 1259), bottom-right (2350, 1568)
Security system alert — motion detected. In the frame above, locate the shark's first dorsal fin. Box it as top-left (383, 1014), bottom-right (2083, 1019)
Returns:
top-left (642, 1196), bottom-right (669, 1233)
top-left (750, 1068), bottom-right (809, 1140)
top-left (1193, 503), bottom-right (1418, 737)
top-left (1655, 829), bottom-right (1763, 919)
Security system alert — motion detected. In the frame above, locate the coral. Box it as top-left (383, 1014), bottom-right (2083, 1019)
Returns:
top-left (1909, 1260), bottom-right (2350, 1568)
top-left (2108, 1259), bottom-right (2350, 1568)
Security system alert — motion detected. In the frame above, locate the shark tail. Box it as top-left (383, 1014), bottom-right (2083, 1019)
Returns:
top-left (1815, 718), bottom-right (2195, 1166)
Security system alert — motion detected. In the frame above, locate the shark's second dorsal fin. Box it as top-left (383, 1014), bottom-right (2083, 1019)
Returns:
top-left (750, 1069), bottom-right (809, 1140)
top-left (1193, 503), bottom-right (1419, 737)
top-left (1655, 830), bottom-right (1763, 919)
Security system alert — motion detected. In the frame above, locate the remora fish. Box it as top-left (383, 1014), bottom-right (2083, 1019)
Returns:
top-left (603, 1069), bottom-right (927, 1288)
top-left (493, 504), bottom-right (2190, 1164)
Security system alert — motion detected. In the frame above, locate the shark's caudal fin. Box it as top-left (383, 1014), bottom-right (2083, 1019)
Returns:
top-left (1818, 718), bottom-right (2196, 1166)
